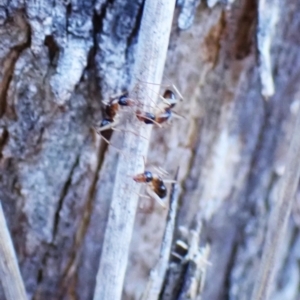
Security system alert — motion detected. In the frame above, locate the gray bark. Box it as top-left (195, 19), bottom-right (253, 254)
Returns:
top-left (0, 0), bottom-right (300, 300)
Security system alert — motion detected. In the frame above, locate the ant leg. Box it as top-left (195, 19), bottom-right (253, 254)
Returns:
top-left (111, 127), bottom-right (149, 141)
top-left (138, 197), bottom-right (154, 214)
top-left (135, 111), bottom-right (163, 128)
top-left (172, 111), bottom-right (185, 120)
top-left (137, 79), bottom-right (184, 101)
top-left (97, 133), bottom-right (131, 157)
top-left (109, 90), bottom-right (128, 101)
top-left (146, 186), bottom-right (167, 209)
top-left (153, 166), bottom-right (169, 177)
top-left (94, 123), bottom-right (131, 157)
top-left (98, 133), bottom-right (112, 146)
top-left (162, 179), bottom-right (177, 184)
top-left (142, 156), bottom-right (147, 170)
top-left (102, 92), bottom-right (126, 105)
top-left (132, 190), bottom-right (154, 213)
top-left (168, 84), bottom-right (184, 101)
top-left (95, 119), bottom-right (120, 132)
top-left (137, 193), bottom-right (151, 199)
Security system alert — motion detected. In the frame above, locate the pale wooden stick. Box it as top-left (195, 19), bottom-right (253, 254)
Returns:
top-left (0, 202), bottom-right (27, 300)
top-left (141, 168), bottom-right (180, 300)
top-left (92, 0), bottom-right (176, 299)
top-left (251, 108), bottom-right (300, 300)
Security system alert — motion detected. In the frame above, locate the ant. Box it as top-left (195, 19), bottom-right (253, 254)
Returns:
top-left (136, 85), bottom-right (184, 126)
top-left (133, 166), bottom-right (176, 209)
top-left (96, 91), bottom-right (135, 132)
top-left (94, 91), bottom-right (149, 151)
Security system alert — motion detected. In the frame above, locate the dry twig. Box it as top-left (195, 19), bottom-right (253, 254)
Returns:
top-left (251, 108), bottom-right (300, 299)
top-left (161, 222), bottom-right (210, 300)
top-left (0, 201), bottom-right (27, 300)
top-left (93, 0), bottom-right (176, 299)
top-left (141, 168), bottom-right (180, 300)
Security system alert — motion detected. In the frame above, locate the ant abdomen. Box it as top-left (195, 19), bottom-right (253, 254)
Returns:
top-left (152, 177), bottom-right (167, 199)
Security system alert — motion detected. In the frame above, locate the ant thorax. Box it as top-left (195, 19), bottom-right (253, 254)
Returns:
top-left (105, 100), bottom-right (119, 119)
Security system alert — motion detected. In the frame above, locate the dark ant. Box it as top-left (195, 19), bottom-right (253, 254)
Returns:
top-left (136, 87), bottom-right (183, 126)
top-left (133, 167), bottom-right (176, 209)
top-left (97, 91), bottom-right (135, 132)
top-left (94, 91), bottom-right (149, 151)
top-left (96, 90), bottom-right (158, 132)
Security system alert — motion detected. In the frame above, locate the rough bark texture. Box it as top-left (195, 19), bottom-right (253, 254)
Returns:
top-left (1, 0), bottom-right (300, 300)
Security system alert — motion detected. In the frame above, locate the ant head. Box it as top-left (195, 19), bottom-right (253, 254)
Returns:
top-left (133, 171), bottom-right (153, 183)
top-left (163, 89), bottom-right (177, 108)
top-left (100, 118), bottom-right (113, 127)
top-left (144, 171), bottom-right (153, 182)
top-left (118, 92), bottom-right (134, 107)
top-left (163, 89), bottom-right (176, 100)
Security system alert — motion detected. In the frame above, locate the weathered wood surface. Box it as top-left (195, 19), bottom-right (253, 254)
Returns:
top-left (0, 0), bottom-right (300, 299)
top-left (0, 201), bottom-right (27, 300)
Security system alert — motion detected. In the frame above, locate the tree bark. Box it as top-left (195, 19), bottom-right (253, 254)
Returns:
top-left (0, 0), bottom-right (300, 300)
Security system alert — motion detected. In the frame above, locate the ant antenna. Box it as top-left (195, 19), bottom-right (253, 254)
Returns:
top-left (137, 79), bottom-right (184, 102)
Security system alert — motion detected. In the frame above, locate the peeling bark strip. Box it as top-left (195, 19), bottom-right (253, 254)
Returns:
top-left (93, 0), bottom-right (176, 299)
top-left (0, 13), bottom-right (30, 117)
top-left (252, 109), bottom-right (300, 299)
top-left (0, 202), bottom-right (27, 300)
top-left (257, 0), bottom-right (279, 98)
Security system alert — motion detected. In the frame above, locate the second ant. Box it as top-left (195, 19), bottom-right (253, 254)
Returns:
top-left (133, 166), bottom-right (176, 210)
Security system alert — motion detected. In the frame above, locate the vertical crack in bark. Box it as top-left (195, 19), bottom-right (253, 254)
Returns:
top-left (204, 10), bottom-right (226, 68)
top-left (92, 0), bottom-right (115, 56)
top-left (59, 139), bottom-right (107, 295)
top-left (66, 2), bottom-right (72, 36)
top-left (223, 234), bottom-right (239, 298)
top-left (49, 5), bottom-right (119, 289)
top-left (178, 116), bottom-right (205, 213)
top-left (125, 0), bottom-right (144, 52)
top-left (234, 0), bottom-right (257, 60)
top-left (55, 5), bottom-right (117, 287)
top-left (0, 128), bottom-right (9, 160)
top-left (44, 35), bottom-right (60, 66)
top-left (243, 100), bottom-right (274, 214)
top-left (33, 152), bottom-right (81, 300)
top-left (52, 154), bottom-right (81, 238)
top-left (0, 15), bottom-right (31, 117)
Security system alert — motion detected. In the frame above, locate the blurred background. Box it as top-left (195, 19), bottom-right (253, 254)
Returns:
top-left (0, 0), bottom-right (299, 299)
